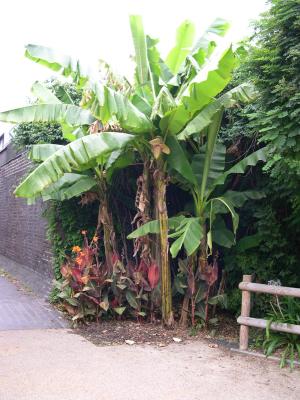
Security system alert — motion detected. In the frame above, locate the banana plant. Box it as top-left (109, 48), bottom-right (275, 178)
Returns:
top-left (0, 15), bottom-right (257, 327)
top-left (128, 111), bottom-right (266, 324)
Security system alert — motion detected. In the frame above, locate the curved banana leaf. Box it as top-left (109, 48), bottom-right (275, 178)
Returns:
top-left (31, 82), bottom-right (61, 104)
top-left (168, 217), bottom-right (203, 258)
top-left (178, 83), bottom-right (256, 139)
top-left (25, 44), bottom-right (88, 88)
top-left (210, 197), bottom-right (239, 234)
top-left (105, 150), bottom-right (135, 182)
top-left (41, 173), bottom-right (97, 201)
top-left (222, 190), bottom-right (265, 208)
top-left (15, 132), bottom-right (134, 198)
top-left (0, 104), bottom-right (95, 127)
top-left (166, 20), bottom-right (195, 75)
top-left (191, 142), bottom-right (226, 190)
top-left (211, 217), bottom-right (235, 248)
top-left (89, 83), bottom-right (153, 134)
top-left (207, 148), bottom-right (266, 196)
top-left (166, 135), bottom-right (196, 186)
top-left (29, 144), bottom-right (64, 162)
top-left (161, 47), bottom-right (237, 134)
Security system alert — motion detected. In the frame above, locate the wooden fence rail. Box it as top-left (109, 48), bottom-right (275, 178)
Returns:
top-left (237, 275), bottom-right (300, 351)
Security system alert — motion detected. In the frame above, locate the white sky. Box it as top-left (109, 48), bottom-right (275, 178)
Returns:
top-left (0, 0), bottom-right (268, 117)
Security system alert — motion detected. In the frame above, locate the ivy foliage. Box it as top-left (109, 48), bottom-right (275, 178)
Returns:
top-left (221, 0), bottom-right (300, 314)
top-left (44, 199), bottom-right (99, 280)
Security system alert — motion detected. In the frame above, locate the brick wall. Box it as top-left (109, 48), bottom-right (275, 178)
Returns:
top-left (0, 147), bottom-right (53, 277)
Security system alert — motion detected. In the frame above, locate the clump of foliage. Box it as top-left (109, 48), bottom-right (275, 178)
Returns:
top-left (54, 230), bottom-right (160, 324)
top-left (1, 17), bottom-right (266, 328)
top-left (263, 296), bottom-right (300, 369)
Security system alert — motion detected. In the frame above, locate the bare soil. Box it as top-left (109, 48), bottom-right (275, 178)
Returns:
top-left (74, 314), bottom-right (239, 347)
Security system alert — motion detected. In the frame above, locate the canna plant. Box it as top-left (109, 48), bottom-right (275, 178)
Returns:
top-left (0, 15), bottom-right (263, 326)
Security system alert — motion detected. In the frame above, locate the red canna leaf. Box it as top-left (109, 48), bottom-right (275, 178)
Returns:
top-left (72, 268), bottom-right (83, 283)
top-left (148, 263), bottom-right (160, 289)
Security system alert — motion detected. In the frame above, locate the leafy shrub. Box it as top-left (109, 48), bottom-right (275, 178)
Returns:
top-left (263, 296), bottom-right (300, 369)
top-left (54, 231), bottom-right (161, 324)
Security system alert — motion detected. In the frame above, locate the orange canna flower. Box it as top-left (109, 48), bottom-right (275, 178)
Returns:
top-left (72, 245), bottom-right (81, 253)
top-left (81, 230), bottom-right (87, 235)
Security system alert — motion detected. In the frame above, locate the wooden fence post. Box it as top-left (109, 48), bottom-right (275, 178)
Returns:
top-left (239, 274), bottom-right (252, 351)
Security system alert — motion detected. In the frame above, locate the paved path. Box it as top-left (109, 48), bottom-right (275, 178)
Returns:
top-left (0, 329), bottom-right (299, 400)
top-left (0, 276), bottom-right (66, 330)
top-left (0, 260), bottom-right (299, 400)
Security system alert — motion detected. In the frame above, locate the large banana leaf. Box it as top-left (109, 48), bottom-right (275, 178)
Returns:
top-left (166, 20), bottom-right (195, 75)
top-left (199, 110), bottom-right (223, 200)
top-left (25, 44), bottom-right (89, 88)
top-left (31, 82), bottom-right (61, 104)
top-left (166, 135), bottom-right (196, 186)
top-left (90, 83), bottom-right (153, 134)
top-left (15, 132), bottom-right (134, 198)
top-left (178, 83), bottom-right (256, 139)
top-left (211, 217), bottom-right (235, 248)
top-left (160, 47), bottom-right (237, 134)
top-left (207, 148), bottom-right (266, 196)
top-left (191, 142), bottom-right (226, 190)
top-left (177, 18), bottom-right (230, 93)
top-left (41, 173), bottom-right (97, 201)
top-left (130, 15), bottom-right (154, 98)
top-left (29, 144), bottom-right (64, 162)
top-left (221, 190), bottom-right (265, 208)
top-left (0, 104), bottom-right (94, 127)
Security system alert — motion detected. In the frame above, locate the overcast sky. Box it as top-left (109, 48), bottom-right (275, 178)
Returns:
top-left (0, 0), bottom-right (268, 117)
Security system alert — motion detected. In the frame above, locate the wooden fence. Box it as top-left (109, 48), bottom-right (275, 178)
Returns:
top-left (237, 275), bottom-right (300, 351)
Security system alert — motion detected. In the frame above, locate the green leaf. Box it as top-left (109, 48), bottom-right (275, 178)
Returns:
top-left (166, 20), bottom-right (196, 75)
top-left (199, 110), bottom-right (224, 200)
top-left (166, 135), bottom-right (196, 186)
top-left (211, 197), bottom-right (239, 234)
top-left (178, 83), bottom-right (257, 139)
top-left (90, 83), bottom-right (153, 134)
top-left (169, 217), bottom-right (203, 258)
top-left (14, 132), bottom-right (134, 198)
top-left (127, 215), bottom-right (185, 239)
top-left (0, 104), bottom-right (94, 127)
top-left (105, 150), bottom-right (135, 182)
top-left (129, 16), bottom-right (151, 89)
top-left (29, 144), bottom-right (64, 162)
top-left (41, 173), bottom-right (97, 201)
top-left (161, 47), bottom-right (237, 134)
top-left (211, 217), bottom-right (235, 248)
top-left (113, 307), bottom-right (126, 315)
top-left (191, 142), bottom-right (226, 192)
top-left (208, 148), bottom-right (267, 194)
top-left (236, 234), bottom-right (263, 251)
top-left (126, 291), bottom-right (139, 310)
top-left (25, 44), bottom-right (89, 88)
top-left (31, 81), bottom-right (61, 104)
top-left (222, 190), bottom-right (265, 208)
